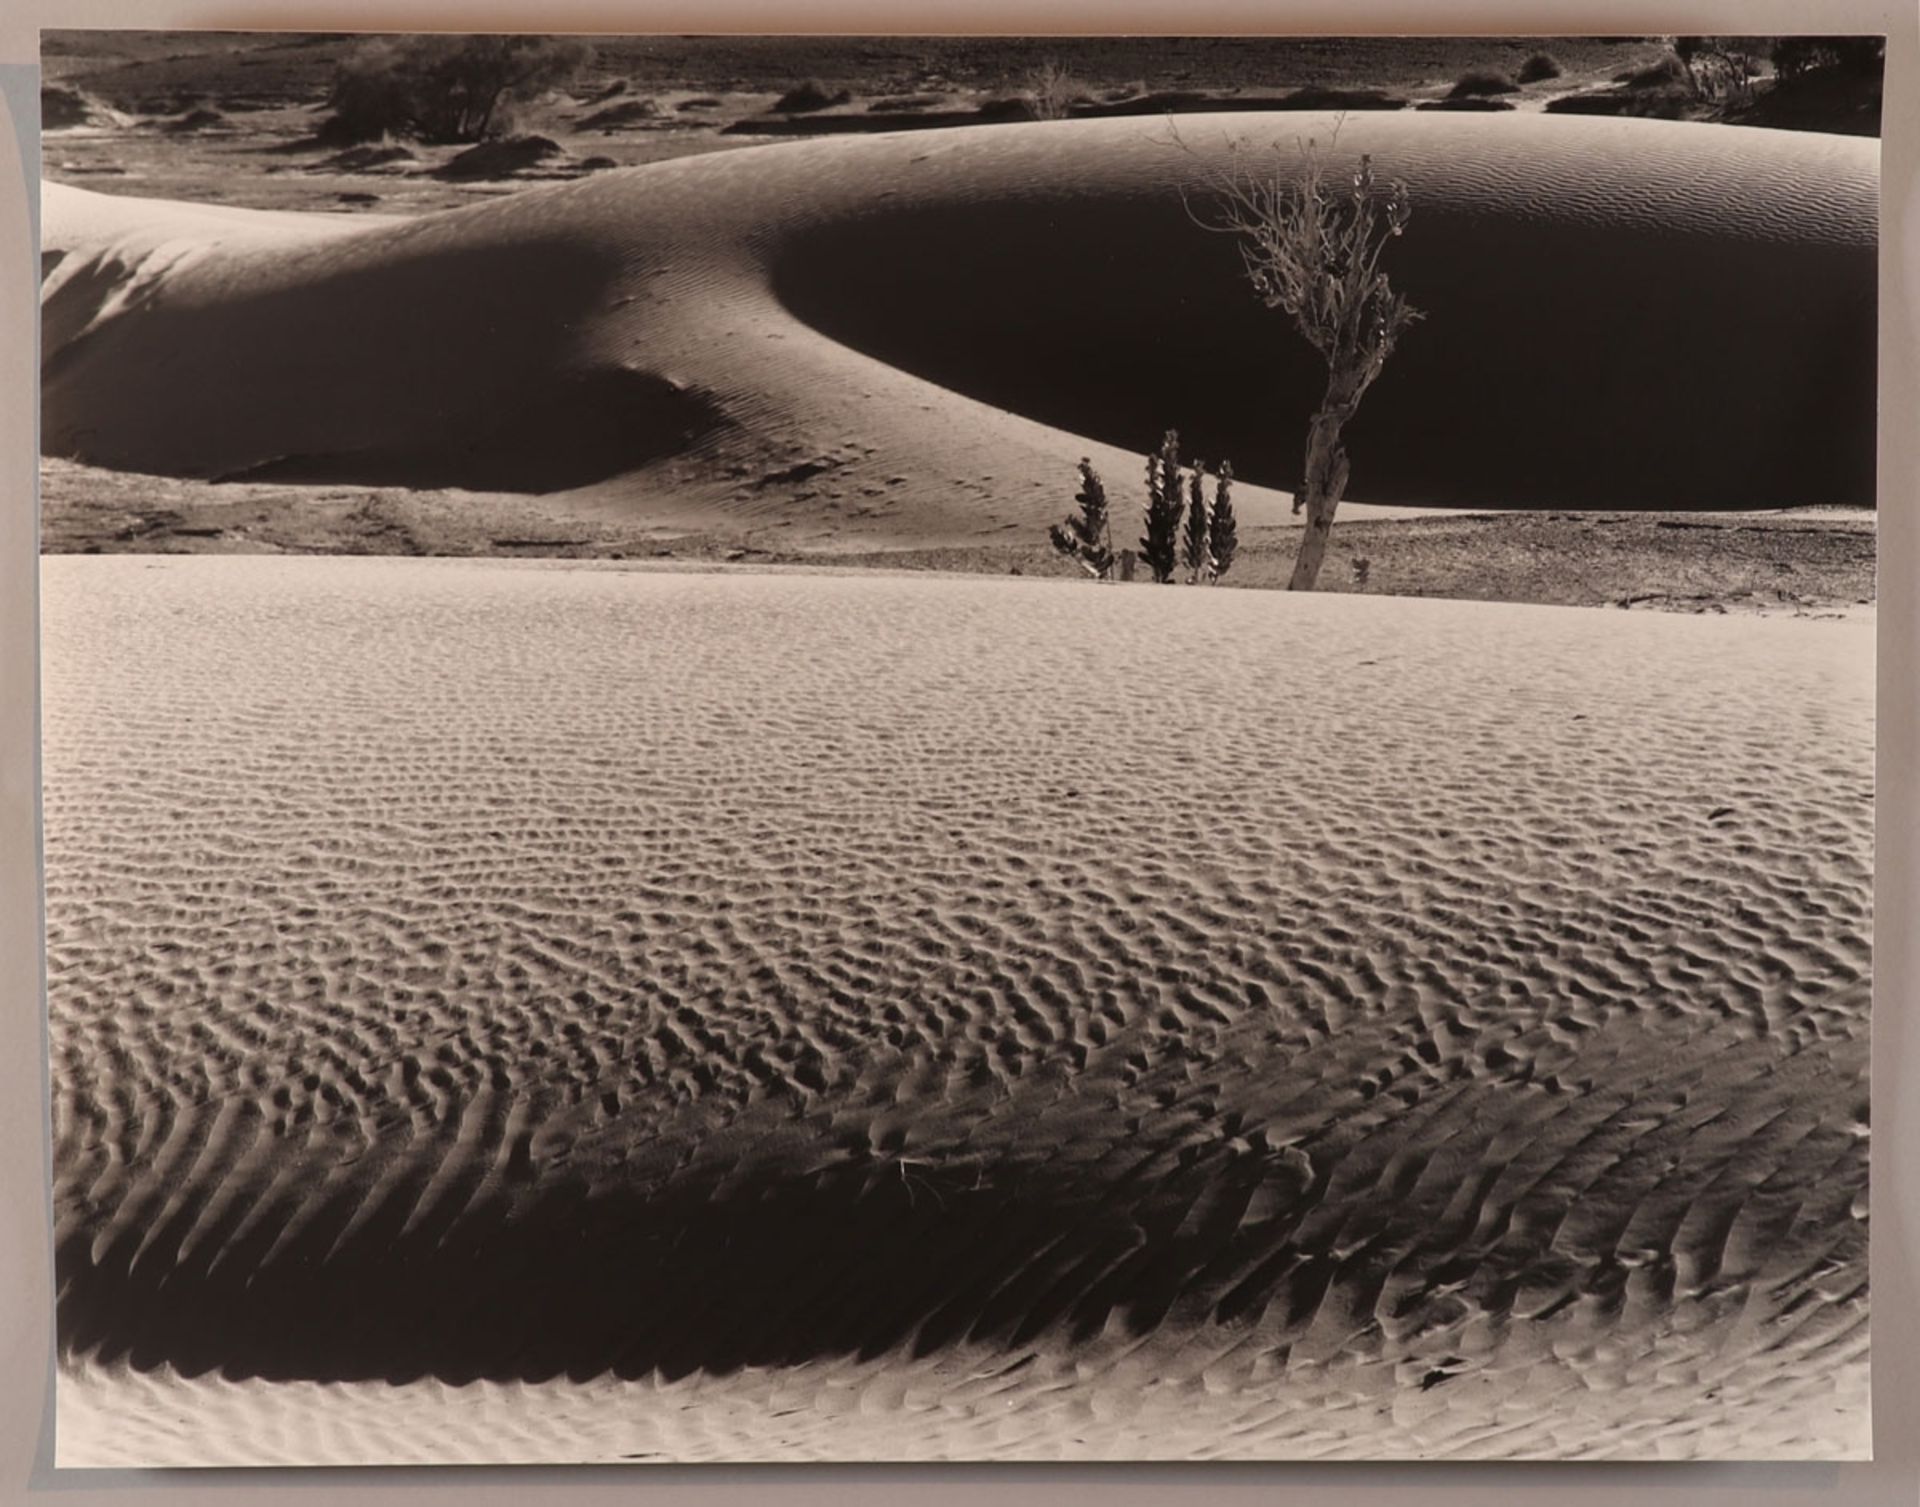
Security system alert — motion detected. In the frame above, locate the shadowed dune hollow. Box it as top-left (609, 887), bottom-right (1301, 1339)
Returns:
top-left (40, 113), bottom-right (1877, 532)
top-left (43, 560), bottom-right (1871, 1458)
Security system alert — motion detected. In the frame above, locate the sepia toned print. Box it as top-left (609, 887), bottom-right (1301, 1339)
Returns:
top-left (38, 32), bottom-right (1876, 1464)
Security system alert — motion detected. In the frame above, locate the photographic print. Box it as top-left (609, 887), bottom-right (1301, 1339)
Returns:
top-left (37, 30), bottom-right (1878, 1464)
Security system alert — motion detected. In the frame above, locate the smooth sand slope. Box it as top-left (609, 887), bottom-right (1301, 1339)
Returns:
top-left (41, 113), bottom-right (1877, 546)
top-left (43, 558), bottom-right (1870, 1462)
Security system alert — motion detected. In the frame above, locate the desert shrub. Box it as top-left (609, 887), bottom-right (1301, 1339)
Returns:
top-left (773, 79), bottom-right (850, 113)
top-left (324, 35), bottom-right (591, 145)
top-left (1182, 462), bottom-right (1212, 582)
top-left (1025, 59), bottom-right (1089, 120)
top-left (579, 98), bottom-right (660, 131)
top-left (1545, 89), bottom-right (1687, 120)
top-left (1449, 70), bottom-right (1519, 99)
top-left (1053, 443), bottom-right (1234, 584)
top-left (1672, 37), bottom-right (1761, 101)
top-left (434, 134), bottom-right (563, 180)
top-left (1742, 38), bottom-right (1884, 134)
top-left (1772, 36), bottom-right (1884, 79)
top-left (1208, 463), bottom-right (1238, 580)
top-left (1417, 98), bottom-right (1515, 112)
top-left (1279, 87), bottom-right (1406, 111)
top-left (1140, 431), bottom-right (1186, 584)
top-left (41, 85), bottom-right (97, 130)
top-left (1621, 54), bottom-right (1690, 89)
top-left (1048, 459), bottom-right (1116, 579)
top-left (1517, 52), bottom-right (1563, 83)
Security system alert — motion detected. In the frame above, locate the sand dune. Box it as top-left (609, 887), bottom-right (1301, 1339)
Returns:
top-left (42, 557), bottom-right (1871, 1461)
top-left (41, 113), bottom-right (1877, 546)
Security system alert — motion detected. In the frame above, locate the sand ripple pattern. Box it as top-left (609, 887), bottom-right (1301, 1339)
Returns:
top-left (42, 559), bottom-right (1871, 1461)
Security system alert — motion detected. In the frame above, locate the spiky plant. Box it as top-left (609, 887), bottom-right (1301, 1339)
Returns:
top-left (1208, 461), bottom-right (1238, 580)
top-left (1048, 457), bottom-right (1116, 578)
top-left (1140, 429), bottom-right (1185, 584)
top-left (1183, 458), bottom-right (1214, 582)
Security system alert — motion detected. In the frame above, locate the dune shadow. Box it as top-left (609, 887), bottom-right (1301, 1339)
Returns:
top-left (57, 1135), bottom-right (1335, 1385)
top-left (771, 176), bottom-right (1877, 509)
top-left (56, 1011), bottom-right (1867, 1388)
top-left (212, 367), bottom-right (726, 493)
top-left (43, 234), bottom-right (723, 494)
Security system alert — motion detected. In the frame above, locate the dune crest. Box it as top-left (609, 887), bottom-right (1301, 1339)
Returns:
top-left (42, 113), bottom-right (1877, 543)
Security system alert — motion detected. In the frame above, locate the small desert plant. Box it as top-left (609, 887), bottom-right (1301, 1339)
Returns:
top-left (1183, 461), bottom-right (1215, 582)
top-left (1449, 69), bottom-right (1519, 99)
top-left (1517, 52), bottom-right (1563, 83)
top-left (1185, 131), bottom-right (1421, 590)
top-left (1208, 462), bottom-right (1238, 579)
top-left (1048, 458), bottom-right (1117, 578)
top-left (1140, 430), bottom-right (1186, 583)
top-left (1186, 458), bottom-right (1237, 583)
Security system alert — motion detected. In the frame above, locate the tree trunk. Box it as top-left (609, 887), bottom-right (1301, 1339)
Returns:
top-left (1287, 402), bottom-right (1354, 591)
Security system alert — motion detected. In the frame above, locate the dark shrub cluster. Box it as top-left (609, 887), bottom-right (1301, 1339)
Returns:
top-left (1771, 36), bottom-right (1884, 79)
top-left (1449, 70), bottom-right (1519, 99)
top-left (1053, 433), bottom-right (1234, 585)
top-left (772, 80), bottom-right (851, 113)
top-left (324, 35), bottom-right (591, 145)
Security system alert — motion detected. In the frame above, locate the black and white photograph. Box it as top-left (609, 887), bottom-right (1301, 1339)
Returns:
top-left (35, 29), bottom-right (1879, 1464)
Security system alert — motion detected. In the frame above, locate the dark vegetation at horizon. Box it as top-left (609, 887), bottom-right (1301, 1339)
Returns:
top-left (43, 31), bottom-right (1883, 141)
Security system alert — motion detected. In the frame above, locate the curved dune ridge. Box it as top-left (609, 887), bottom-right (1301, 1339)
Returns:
top-left (44, 558), bottom-right (1870, 1461)
top-left (41, 113), bottom-right (1877, 542)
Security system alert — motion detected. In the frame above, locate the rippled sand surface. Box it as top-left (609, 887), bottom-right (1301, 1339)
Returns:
top-left (42, 557), bottom-right (1871, 1462)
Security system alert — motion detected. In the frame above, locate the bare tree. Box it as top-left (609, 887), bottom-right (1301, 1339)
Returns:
top-left (1182, 128), bottom-right (1422, 591)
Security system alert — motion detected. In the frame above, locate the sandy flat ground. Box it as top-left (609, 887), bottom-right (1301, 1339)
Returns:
top-left (41, 557), bottom-right (1871, 1463)
top-left (36, 458), bottom-right (1876, 619)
